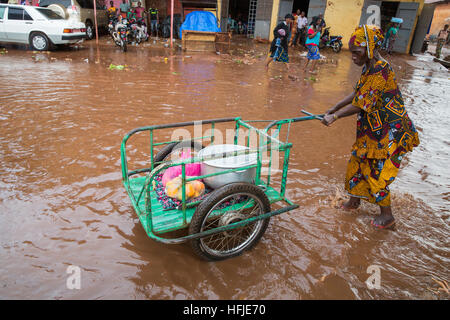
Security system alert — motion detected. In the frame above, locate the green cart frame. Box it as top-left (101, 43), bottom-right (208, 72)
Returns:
top-left (120, 111), bottom-right (323, 260)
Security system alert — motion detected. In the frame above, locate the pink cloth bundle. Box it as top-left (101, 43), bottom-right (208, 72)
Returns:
top-left (161, 151), bottom-right (201, 187)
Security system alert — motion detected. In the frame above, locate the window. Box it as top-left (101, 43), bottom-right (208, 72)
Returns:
top-left (36, 8), bottom-right (64, 19)
top-left (24, 10), bottom-right (33, 21)
top-left (0, 6), bottom-right (5, 20)
top-left (8, 7), bottom-right (24, 20)
top-left (6, 7), bottom-right (33, 21)
top-left (76, 0), bottom-right (85, 8)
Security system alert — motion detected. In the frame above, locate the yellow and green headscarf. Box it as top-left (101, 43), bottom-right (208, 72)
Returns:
top-left (349, 25), bottom-right (384, 59)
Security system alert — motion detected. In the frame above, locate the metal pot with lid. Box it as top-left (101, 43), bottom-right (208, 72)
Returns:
top-left (198, 144), bottom-right (257, 189)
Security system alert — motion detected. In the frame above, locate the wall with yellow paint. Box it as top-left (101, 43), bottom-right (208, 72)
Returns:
top-left (269, 0), bottom-right (280, 41)
top-left (323, 0), bottom-right (364, 50)
top-left (217, 0), bottom-right (222, 28)
top-left (428, 2), bottom-right (450, 36)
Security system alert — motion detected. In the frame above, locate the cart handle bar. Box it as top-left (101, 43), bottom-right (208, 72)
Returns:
top-left (264, 110), bottom-right (324, 132)
top-left (150, 204), bottom-right (299, 244)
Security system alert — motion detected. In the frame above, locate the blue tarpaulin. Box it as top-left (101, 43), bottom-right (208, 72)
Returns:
top-left (180, 11), bottom-right (221, 39)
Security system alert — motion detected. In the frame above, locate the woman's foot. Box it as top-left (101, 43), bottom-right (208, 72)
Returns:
top-left (340, 197), bottom-right (360, 211)
top-left (371, 207), bottom-right (395, 229)
top-left (371, 216), bottom-right (396, 229)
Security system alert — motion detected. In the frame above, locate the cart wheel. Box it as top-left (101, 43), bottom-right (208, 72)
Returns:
top-left (189, 183), bottom-right (271, 261)
top-left (154, 140), bottom-right (204, 163)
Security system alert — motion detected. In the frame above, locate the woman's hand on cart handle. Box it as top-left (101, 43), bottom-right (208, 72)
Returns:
top-left (322, 113), bottom-right (338, 126)
top-left (322, 104), bottom-right (360, 126)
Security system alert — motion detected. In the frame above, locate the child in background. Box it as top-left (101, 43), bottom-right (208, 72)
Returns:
top-left (304, 18), bottom-right (322, 74)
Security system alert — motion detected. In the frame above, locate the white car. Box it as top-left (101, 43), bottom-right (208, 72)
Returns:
top-left (0, 4), bottom-right (86, 51)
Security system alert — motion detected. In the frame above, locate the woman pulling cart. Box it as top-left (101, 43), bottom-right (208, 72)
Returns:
top-left (321, 25), bottom-right (420, 229)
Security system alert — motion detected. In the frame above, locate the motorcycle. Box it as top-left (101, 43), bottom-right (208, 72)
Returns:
top-left (108, 16), bottom-right (121, 46)
top-left (319, 27), bottom-right (343, 53)
top-left (129, 17), bottom-right (148, 44)
top-left (117, 21), bottom-right (129, 52)
top-left (110, 17), bottom-right (129, 52)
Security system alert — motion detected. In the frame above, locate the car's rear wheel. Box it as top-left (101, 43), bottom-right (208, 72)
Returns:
top-left (29, 32), bottom-right (50, 51)
top-left (86, 20), bottom-right (94, 40)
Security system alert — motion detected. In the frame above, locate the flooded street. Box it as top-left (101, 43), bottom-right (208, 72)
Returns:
top-left (0, 37), bottom-right (448, 300)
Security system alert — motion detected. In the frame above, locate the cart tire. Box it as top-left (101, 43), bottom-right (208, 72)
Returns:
top-left (154, 140), bottom-right (204, 163)
top-left (189, 183), bottom-right (271, 261)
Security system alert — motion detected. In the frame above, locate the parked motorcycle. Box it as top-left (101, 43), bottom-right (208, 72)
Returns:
top-left (129, 17), bottom-right (148, 44)
top-left (108, 16), bottom-right (121, 46)
top-left (319, 27), bottom-right (343, 53)
top-left (117, 21), bottom-right (129, 52)
top-left (109, 17), bottom-right (129, 52)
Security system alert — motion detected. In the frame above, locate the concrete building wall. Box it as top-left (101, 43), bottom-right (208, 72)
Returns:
top-left (323, 0), bottom-right (424, 53)
top-left (216, 0), bottom-right (426, 51)
top-left (255, 0), bottom-right (274, 39)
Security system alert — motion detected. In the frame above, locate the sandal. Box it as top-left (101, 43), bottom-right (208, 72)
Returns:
top-left (370, 219), bottom-right (396, 229)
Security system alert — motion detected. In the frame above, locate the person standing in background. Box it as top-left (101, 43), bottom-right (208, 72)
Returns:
top-left (382, 22), bottom-right (399, 55)
top-left (292, 11), bottom-right (308, 47)
top-left (148, 4), bottom-right (159, 37)
top-left (134, 2), bottom-right (145, 19)
top-left (119, 0), bottom-right (130, 19)
top-left (107, 0), bottom-right (118, 19)
top-left (289, 9), bottom-right (300, 47)
top-left (435, 24), bottom-right (449, 59)
top-left (304, 18), bottom-right (322, 74)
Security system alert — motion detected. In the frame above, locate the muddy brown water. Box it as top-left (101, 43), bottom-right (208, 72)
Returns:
top-left (0, 37), bottom-right (448, 299)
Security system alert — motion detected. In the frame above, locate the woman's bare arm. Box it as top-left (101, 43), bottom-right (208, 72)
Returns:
top-left (322, 103), bottom-right (360, 126)
top-left (326, 92), bottom-right (356, 115)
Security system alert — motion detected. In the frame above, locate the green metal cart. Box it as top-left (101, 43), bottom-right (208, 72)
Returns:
top-left (120, 111), bottom-right (323, 260)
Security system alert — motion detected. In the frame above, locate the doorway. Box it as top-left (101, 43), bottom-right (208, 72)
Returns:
top-left (293, 0), bottom-right (310, 18)
top-left (380, 1), bottom-right (400, 33)
top-left (228, 0), bottom-right (250, 35)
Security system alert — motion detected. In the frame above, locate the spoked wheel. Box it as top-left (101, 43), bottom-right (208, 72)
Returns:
top-left (189, 183), bottom-right (271, 261)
